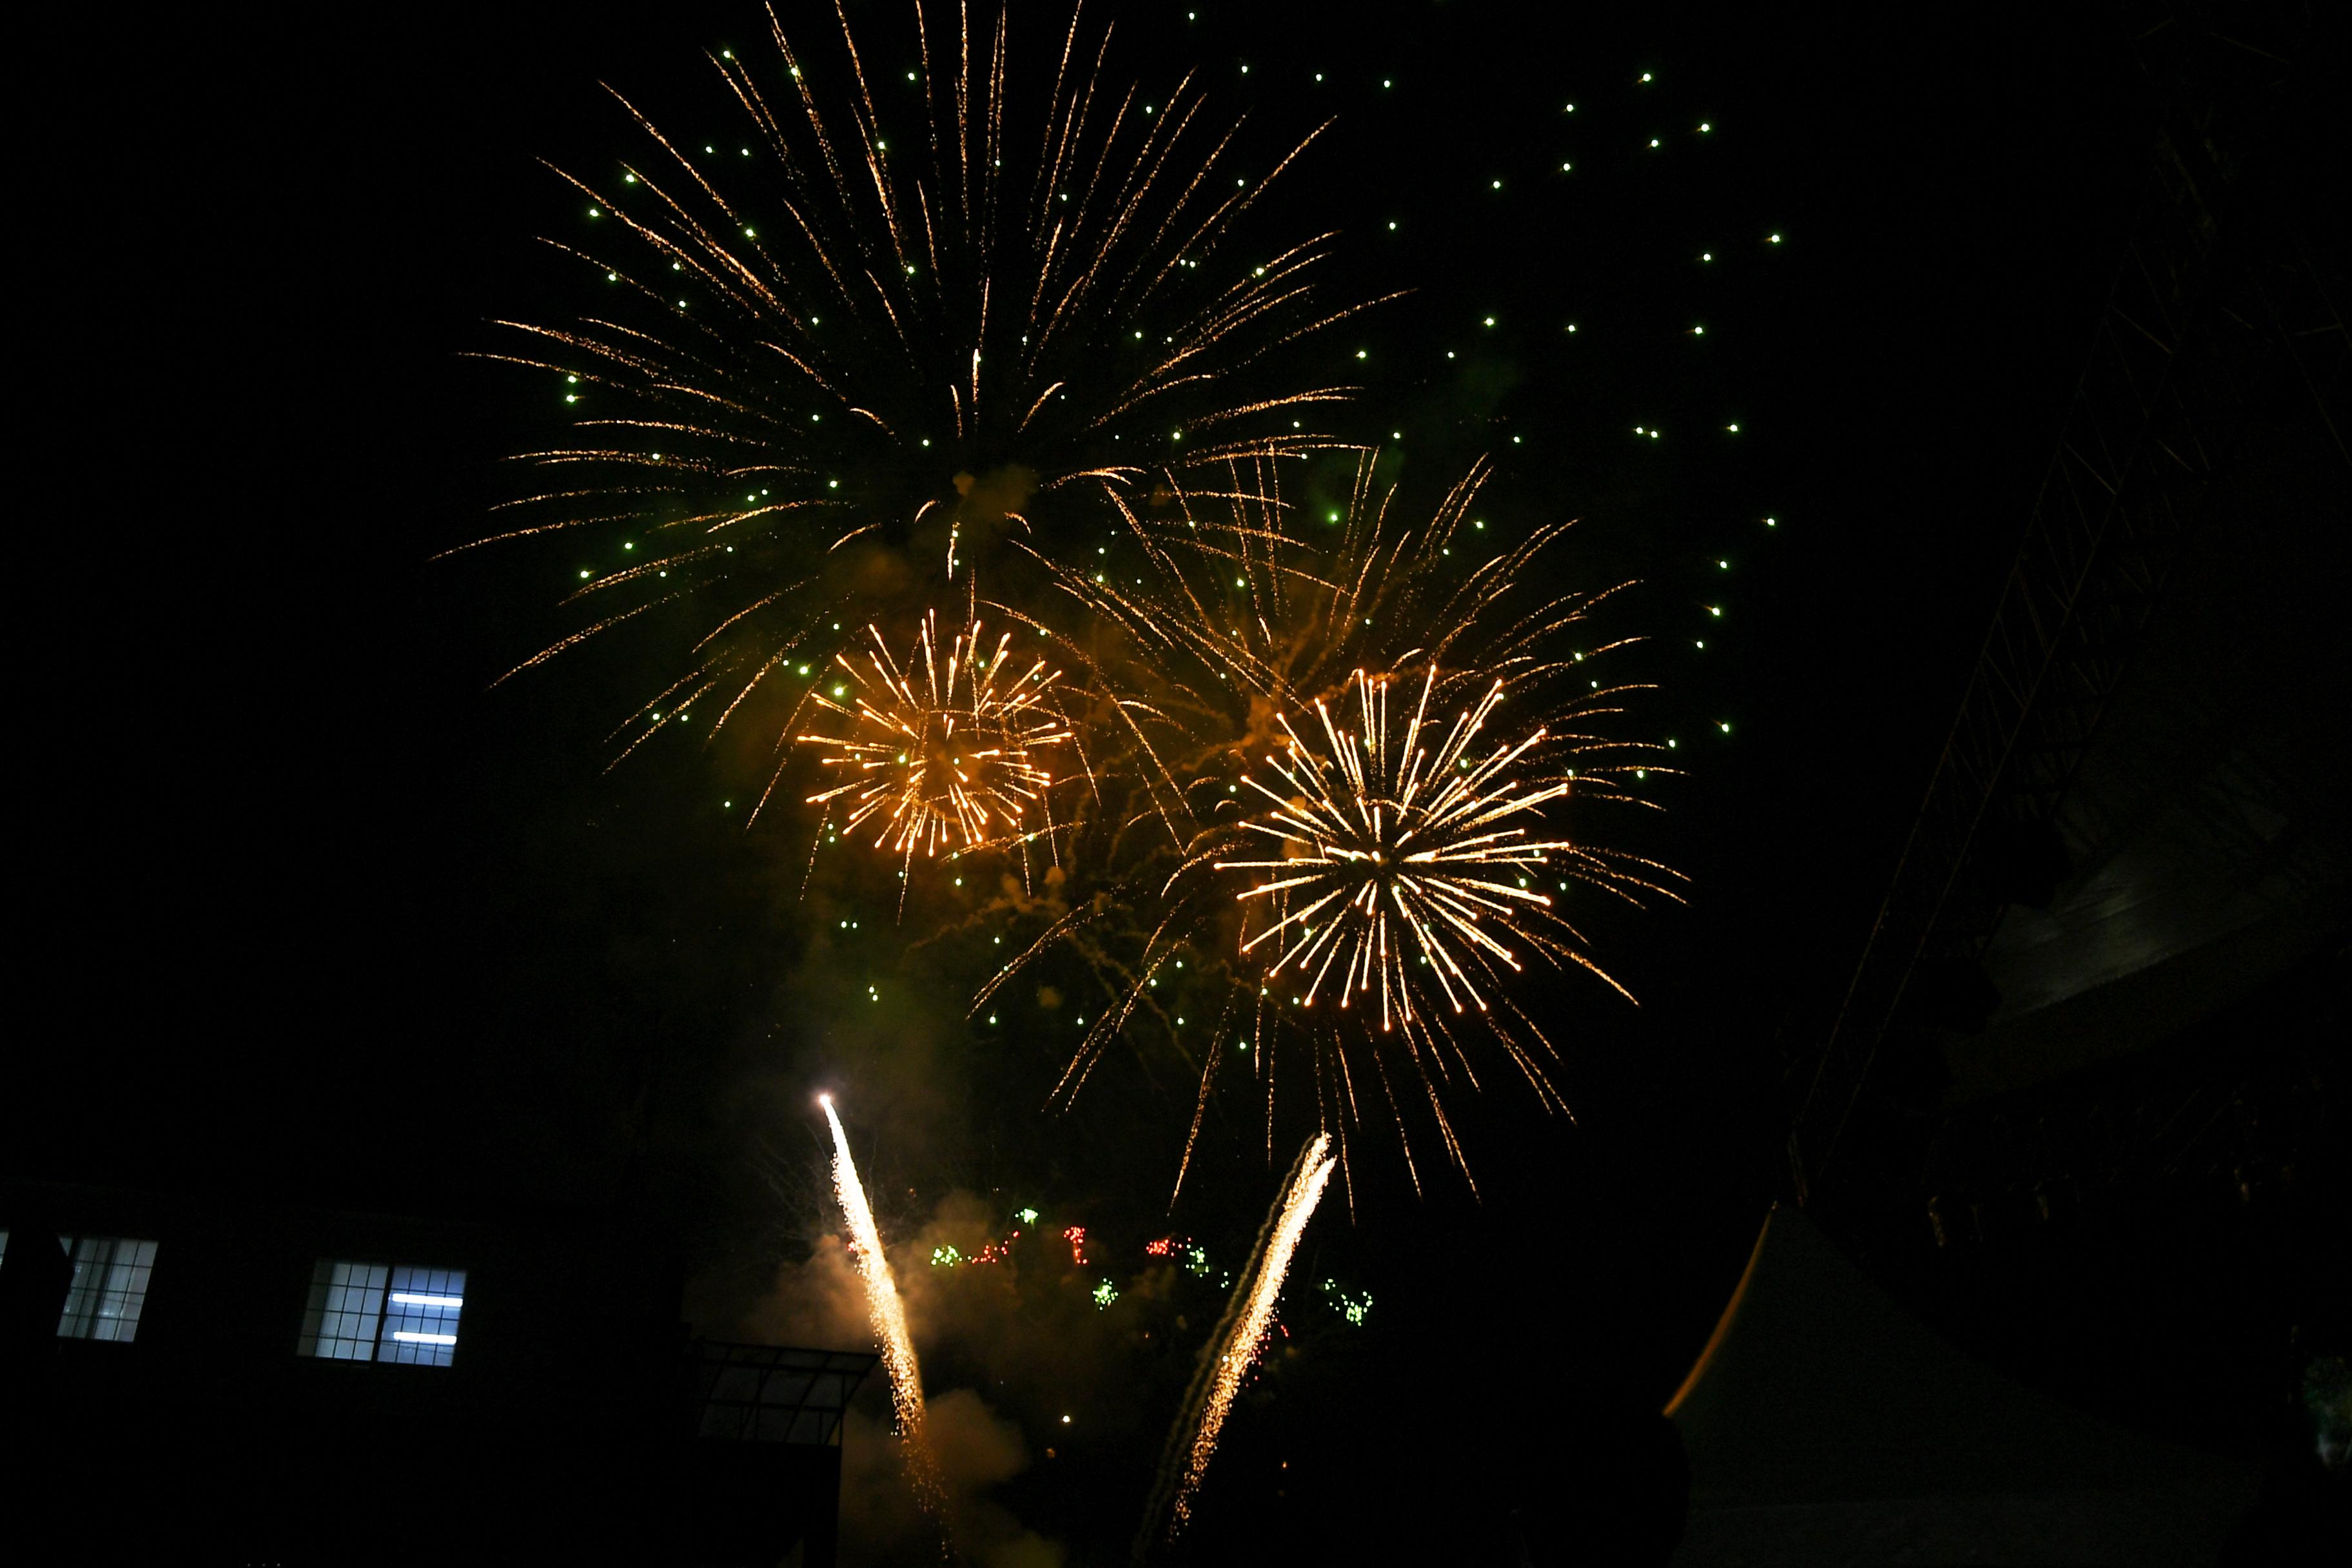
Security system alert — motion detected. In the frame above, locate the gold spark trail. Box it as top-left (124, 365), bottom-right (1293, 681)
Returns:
top-left (1135, 1133), bottom-right (1337, 1556)
top-left (822, 1095), bottom-right (948, 1520)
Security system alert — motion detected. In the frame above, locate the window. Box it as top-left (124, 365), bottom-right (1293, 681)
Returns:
top-left (55, 1236), bottom-right (162, 1342)
top-left (299, 1260), bottom-right (467, 1367)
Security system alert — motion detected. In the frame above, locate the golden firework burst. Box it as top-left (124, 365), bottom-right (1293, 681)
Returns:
top-left (975, 460), bottom-right (1683, 1195)
top-left (466, 1), bottom-right (1386, 783)
top-left (1219, 666), bottom-right (1582, 1034)
top-left (798, 609), bottom-right (1069, 860)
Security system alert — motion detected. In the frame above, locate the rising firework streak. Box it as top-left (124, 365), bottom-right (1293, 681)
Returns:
top-left (821, 1095), bottom-right (948, 1524)
top-left (1136, 1133), bottom-right (1337, 1556)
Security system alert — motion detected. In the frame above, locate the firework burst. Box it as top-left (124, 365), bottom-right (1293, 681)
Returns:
top-left (463, 0), bottom-right (1380, 776)
top-left (1222, 665), bottom-right (1606, 1032)
top-left (795, 605), bottom-right (1070, 870)
top-left (979, 456), bottom-right (1683, 1193)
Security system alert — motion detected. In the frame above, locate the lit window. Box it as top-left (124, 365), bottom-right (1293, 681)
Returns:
top-left (299, 1260), bottom-right (467, 1367)
top-left (56, 1236), bottom-right (162, 1342)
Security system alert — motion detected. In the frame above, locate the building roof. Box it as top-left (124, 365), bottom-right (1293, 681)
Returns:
top-left (1667, 1203), bottom-right (2252, 1565)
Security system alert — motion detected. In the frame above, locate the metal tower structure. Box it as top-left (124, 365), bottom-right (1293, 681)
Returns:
top-left (1787, 2), bottom-right (2346, 1208)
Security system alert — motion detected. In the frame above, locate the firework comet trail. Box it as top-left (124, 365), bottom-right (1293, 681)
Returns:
top-left (822, 1095), bottom-right (948, 1525)
top-left (1135, 1133), bottom-right (1337, 1558)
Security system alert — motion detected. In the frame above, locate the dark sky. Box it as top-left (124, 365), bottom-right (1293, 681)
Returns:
top-left (17, 0), bottom-right (2173, 1555)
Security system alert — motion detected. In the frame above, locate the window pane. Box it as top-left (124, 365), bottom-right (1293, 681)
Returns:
top-left (298, 1259), bottom-right (387, 1360)
top-left (380, 1266), bottom-right (466, 1366)
top-left (56, 1237), bottom-right (161, 1342)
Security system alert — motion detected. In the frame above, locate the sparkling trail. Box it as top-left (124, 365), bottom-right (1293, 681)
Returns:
top-left (821, 1095), bottom-right (947, 1520)
top-left (1137, 1133), bottom-right (1337, 1556)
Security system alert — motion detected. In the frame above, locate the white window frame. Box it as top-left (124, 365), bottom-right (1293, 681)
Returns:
top-left (297, 1259), bottom-right (468, 1367)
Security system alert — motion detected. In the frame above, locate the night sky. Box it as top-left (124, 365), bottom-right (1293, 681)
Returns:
top-left (17, 1), bottom-right (2193, 1558)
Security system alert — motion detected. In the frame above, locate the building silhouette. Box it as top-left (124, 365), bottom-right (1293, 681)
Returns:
top-left (1, 1181), bottom-right (872, 1565)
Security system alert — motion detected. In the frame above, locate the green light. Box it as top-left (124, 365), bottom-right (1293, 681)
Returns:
top-left (1018, 1208), bottom-right (1039, 1225)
